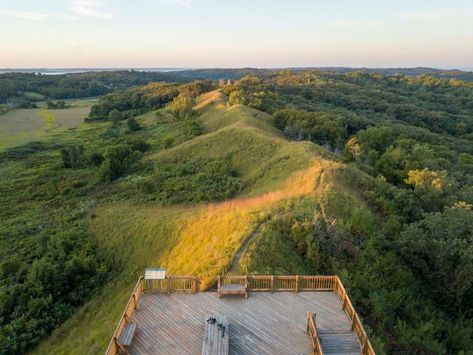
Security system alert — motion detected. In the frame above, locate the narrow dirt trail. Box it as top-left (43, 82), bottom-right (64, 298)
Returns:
top-left (229, 222), bottom-right (264, 272)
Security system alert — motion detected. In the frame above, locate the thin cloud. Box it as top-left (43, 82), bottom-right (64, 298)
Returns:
top-left (0, 8), bottom-right (78, 21)
top-left (0, 9), bottom-right (49, 21)
top-left (159, 0), bottom-right (192, 7)
top-left (70, 0), bottom-right (113, 18)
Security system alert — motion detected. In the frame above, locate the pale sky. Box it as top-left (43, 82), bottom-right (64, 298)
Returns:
top-left (0, 0), bottom-right (472, 69)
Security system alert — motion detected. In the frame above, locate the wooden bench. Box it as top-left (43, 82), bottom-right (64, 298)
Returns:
top-left (217, 276), bottom-right (248, 298)
top-left (202, 314), bottom-right (229, 355)
top-left (119, 322), bottom-right (137, 348)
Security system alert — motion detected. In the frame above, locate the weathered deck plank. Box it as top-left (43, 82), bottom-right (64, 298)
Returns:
top-left (129, 292), bottom-right (361, 354)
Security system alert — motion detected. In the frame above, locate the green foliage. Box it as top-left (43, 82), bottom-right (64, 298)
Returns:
top-left (274, 108), bottom-right (347, 148)
top-left (399, 204), bottom-right (473, 310)
top-left (126, 117), bottom-right (141, 132)
top-left (99, 141), bottom-right (146, 182)
top-left (0, 70), bottom-right (187, 103)
top-left (87, 81), bottom-right (212, 122)
top-left (144, 158), bottom-right (242, 204)
top-left (168, 92), bottom-right (195, 118)
top-left (184, 118), bottom-right (202, 138)
top-left (47, 100), bottom-right (66, 109)
top-left (60, 145), bottom-right (85, 168)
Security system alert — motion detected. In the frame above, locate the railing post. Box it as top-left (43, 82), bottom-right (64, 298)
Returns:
top-left (132, 294), bottom-right (137, 310)
top-left (362, 337), bottom-right (368, 354)
top-left (167, 276), bottom-right (171, 294)
top-left (351, 312), bottom-right (356, 331)
top-left (270, 275), bottom-right (274, 292)
top-left (295, 275), bottom-right (299, 293)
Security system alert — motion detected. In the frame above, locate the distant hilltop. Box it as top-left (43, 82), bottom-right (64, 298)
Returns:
top-left (0, 66), bottom-right (472, 80)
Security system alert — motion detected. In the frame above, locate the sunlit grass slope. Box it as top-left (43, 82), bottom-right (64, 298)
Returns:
top-left (34, 91), bottom-right (364, 354)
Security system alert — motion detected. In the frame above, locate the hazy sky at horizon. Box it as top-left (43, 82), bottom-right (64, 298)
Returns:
top-left (0, 0), bottom-right (472, 69)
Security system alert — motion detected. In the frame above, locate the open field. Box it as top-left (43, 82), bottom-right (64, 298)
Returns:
top-left (0, 98), bottom-right (97, 150)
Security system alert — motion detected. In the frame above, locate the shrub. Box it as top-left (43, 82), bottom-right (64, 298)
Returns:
top-left (126, 117), bottom-right (141, 132)
top-left (60, 145), bottom-right (85, 168)
top-left (99, 144), bottom-right (143, 182)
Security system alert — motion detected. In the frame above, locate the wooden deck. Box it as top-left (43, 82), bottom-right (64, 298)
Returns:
top-left (129, 291), bottom-right (361, 354)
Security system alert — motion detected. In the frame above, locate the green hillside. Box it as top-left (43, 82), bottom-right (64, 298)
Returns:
top-left (2, 71), bottom-right (473, 354)
top-left (29, 90), bottom-right (366, 354)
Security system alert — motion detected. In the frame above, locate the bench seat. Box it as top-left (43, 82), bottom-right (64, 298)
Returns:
top-left (119, 322), bottom-right (137, 347)
top-left (217, 280), bottom-right (248, 298)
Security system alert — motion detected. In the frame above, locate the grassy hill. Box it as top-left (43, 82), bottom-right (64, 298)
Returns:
top-left (32, 90), bottom-right (372, 354)
top-left (2, 71), bottom-right (471, 354)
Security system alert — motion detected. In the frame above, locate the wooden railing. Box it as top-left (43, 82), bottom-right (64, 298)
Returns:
top-left (144, 276), bottom-right (199, 293)
top-left (105, 276), bottom-right (144, 355)
top-left (334, 276), bottom-right (375, 355)
top-left (106, 275), bottom-right (375, 355)
top-left (307, 312), bottom-right (324, 355)
top-left (221, 275), bottom-right (374, 354)
top-left (220, 275), bottom-right (336, 292)
top-left (105, 275), bottom-right (198, 355)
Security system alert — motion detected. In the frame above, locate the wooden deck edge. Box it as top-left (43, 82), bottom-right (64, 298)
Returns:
top-left (105, 275), bottom-right (375, 355)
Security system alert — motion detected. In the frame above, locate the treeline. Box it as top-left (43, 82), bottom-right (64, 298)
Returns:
top-left (87, 80), bottom-right (213, 122)
top-left (224, 71), bottom-right (473, 353)
top-left (0, 70), bottom-right (188, 105)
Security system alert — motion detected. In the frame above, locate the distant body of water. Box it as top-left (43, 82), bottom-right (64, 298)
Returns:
top-left (0, 68), bottom-right (191, 75)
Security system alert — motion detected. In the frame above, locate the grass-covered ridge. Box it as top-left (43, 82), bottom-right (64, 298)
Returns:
top-left (6, 69), bottom-right (473, 354)
top-left (32, 90), bottom-right (358, 354)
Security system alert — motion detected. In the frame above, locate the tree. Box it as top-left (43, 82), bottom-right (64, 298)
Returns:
top-left (168, 93), bottom-right (195, 119)
top-left (99, 144), bottom-right (142, 181)
top-left (60, 145), bottom-right (85, 168)
top-left (108, 109), bottom-right (121, 125)
top-left (126, 117), bottom-right (141, 132)
top-left (399, 204), bottom-right (473, 310)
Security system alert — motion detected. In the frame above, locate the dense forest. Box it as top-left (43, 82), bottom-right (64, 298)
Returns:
top-left (2, 67), bottom-right (471, 108)
top-left (0, 70), bottom-right (187, 106)
top-left (1, 69), bottom-right (473, 353)
top-left (223, 71), bottom-right (473, 353)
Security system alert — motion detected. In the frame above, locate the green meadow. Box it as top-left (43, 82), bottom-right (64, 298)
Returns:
top-left (0, 98), bottom-right (97, 150)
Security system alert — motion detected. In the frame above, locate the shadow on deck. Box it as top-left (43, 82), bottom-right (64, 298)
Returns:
top-left (131, 291), bottom-right (360, 355)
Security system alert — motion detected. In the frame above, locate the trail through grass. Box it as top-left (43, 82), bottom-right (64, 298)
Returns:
top-left (33, 91), bottom-right (358, 354)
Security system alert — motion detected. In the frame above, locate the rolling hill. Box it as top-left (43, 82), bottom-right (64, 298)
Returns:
top-left (32, 90), bottom-right (372, 354)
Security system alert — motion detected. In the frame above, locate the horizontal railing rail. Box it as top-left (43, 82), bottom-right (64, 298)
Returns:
top-left (334, 276), bottom-right (375, 355)
top-left (144, 276), bottom-right (199, 293)
top-left (307, 311), bottom-right (324, 355)
top-left (219, 275), bottom-right (336, 292)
